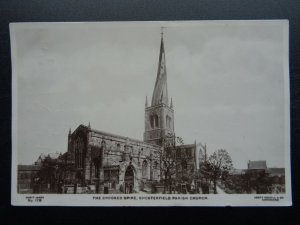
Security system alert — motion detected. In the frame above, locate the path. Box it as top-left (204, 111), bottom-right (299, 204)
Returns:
top-left (216, 185), bottom-right (226, 194)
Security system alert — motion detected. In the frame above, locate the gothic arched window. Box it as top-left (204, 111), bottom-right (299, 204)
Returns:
top-left (101, 140), bottom-right (106, 154)
top-left (166, 115), bottom-right (172, 129)
top-left (154, 161), bottom-right (158, 169)
top-left (154, 114), bottom-right (159, 127)
top-left (142, 160), bottom-right (148, 178)
top-left (150, 115), bottom-right (159, 128)
top-left (166, 115), bottom-right (169, 128)
top-left (93, 160), bottom-right (100, 178)
top-left (166, 115), bottom-right (168, 128)
top-left (153, 161), bottom-right (159, 180)
top-left (150, 115), bottom-right (154, 128)
top-left (75, 137), bottom-right (85, 169)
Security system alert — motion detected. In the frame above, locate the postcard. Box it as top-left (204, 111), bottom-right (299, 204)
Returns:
top-left (10, 20), bottom-right (291, 206)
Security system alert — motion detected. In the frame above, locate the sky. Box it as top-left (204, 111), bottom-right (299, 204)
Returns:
top-left (12, 21), bottom-right (289, 169)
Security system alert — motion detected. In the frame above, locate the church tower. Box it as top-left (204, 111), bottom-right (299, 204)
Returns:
top-left (144, 30), bottom-right (175, 146)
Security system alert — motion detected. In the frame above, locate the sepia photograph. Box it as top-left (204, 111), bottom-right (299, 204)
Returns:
top-left (10, 20), bottom-right (291, 206)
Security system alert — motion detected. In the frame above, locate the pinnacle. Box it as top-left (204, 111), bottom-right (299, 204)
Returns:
top-left (145, 96), bottom-right (148, 107)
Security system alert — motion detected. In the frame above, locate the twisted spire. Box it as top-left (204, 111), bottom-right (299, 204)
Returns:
top-left (151, 29), bottom-right (169, 106)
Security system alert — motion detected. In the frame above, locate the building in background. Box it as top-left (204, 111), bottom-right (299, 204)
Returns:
top-left (17, 164), bottom-right (41, 194)
top-left (246, 160), bottom-right (285, 193)
top-left (222, 160), bottom-right (285, 194)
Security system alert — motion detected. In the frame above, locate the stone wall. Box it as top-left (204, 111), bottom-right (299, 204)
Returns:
top-left (144, 103), bottom-right (174, 146)
top-left (68, 125), bottom-right (161, 193)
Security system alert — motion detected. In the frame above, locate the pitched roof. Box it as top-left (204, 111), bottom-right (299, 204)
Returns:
top-left (229, 169), bottom-right (246, 175)
top-left (177, 144), bottom-right (196, 149)
top-left (248, 160), bottom-right (267, 170)
top-left (48, 152), bottom-right (62, 159)
top-left (73, 125), bottom-right (161, 149)
top-left (18, 164), bottom-right (41, 171)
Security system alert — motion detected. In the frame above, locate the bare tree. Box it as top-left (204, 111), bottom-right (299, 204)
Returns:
top-left (159, 134), bottom-right (184, 193)
top-left (198, 143), bottom-right (212, 194)
top-left (35, 153), bottom-right (73, 193)
top-left (207, 149), bottom-right (233, 194)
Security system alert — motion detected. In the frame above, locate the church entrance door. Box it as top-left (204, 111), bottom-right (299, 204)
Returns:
top-left (124, 166), bottom-right (134, 194)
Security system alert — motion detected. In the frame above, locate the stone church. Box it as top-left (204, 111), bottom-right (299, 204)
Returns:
top-left (66, 32), bottom-right (197, 194)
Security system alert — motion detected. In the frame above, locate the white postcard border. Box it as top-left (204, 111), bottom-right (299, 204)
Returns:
top-left (10, 20), bottom-right (292, 206)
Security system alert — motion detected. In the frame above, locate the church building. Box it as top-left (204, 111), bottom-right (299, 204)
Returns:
top-left (65, 31), bottom-right (197, 194)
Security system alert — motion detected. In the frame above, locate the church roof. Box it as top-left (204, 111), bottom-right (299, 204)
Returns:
top-left (177, 143), bottom-right (196, 149)
top-left (74, 124), bottom-right (161, 149)
top-left (151, 34), bottom-right (169, 106)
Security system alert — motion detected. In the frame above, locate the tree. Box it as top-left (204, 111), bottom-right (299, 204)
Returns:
top-left (35, 153), bottom-right (71, 193)
top-left (207, 149), bottom-right (233, 194)
top-left (247, 170), bottom-right (272, 194)
top-left (159, 134), bottom-right (184, 194)
top-left (36, 155), bottom-right (57, 193)
top-left (198, 143), bottom-right (211, 194)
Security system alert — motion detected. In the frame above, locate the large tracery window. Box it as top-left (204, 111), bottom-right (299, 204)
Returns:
top-left (75, 137), bottom-right (85, 169)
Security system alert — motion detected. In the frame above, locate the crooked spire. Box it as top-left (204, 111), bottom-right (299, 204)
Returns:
top-left (151, 29), bottom-right (169, 106)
